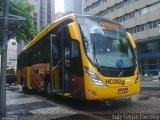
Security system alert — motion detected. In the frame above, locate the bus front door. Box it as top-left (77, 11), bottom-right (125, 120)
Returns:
top-left (50, 26), bottom-right (71, 95)
top-left (50, 34), bottom-right (62, 93)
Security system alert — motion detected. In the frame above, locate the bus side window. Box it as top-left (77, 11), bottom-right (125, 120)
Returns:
top-left (63, 25), bottom-right (71, 61)
top-left (70, 40), bottom-right (83, 77)
top-left (52, 36), bottom-right (59, 59)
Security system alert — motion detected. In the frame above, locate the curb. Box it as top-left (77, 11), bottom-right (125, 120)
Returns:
top-left (140, 87), bottom-right (160, 91)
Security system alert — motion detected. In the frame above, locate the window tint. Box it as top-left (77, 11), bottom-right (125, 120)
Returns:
top-left (30, 35), bottom-right (50, 65)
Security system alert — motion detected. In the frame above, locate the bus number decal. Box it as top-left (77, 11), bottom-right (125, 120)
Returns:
top-left (106, 79), bottom-right (125, 85)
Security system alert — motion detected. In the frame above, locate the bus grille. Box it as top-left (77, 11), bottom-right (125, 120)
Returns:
top-left (99, 66), bottom-right (136, 77)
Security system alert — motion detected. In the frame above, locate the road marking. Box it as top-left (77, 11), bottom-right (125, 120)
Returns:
top-left (30, 107), bottom-right (77, 115)
top-left (7, 97), bottom-right (42, 105)
top-left (7, 91), bottom-right (22, 96)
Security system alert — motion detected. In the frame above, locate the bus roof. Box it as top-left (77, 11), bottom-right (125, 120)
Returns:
top-left (19, 13), bottom-right (123, 55)
top-left (19, 14), bottom-right (77, 55)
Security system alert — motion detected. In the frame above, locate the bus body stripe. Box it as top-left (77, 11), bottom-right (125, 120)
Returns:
top-left (27, 67), bottom-right (31, 89)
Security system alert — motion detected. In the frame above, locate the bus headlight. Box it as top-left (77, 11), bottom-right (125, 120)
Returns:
top-left (85, 67), bottom-right (105, 86)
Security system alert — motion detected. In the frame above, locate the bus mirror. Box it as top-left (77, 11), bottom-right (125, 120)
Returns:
top-left (68, 22), bottom-right (79, 40)
top-left (127, 32), bottom-right (136, 49)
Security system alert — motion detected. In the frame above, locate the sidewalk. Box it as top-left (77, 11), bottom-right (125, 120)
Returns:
top-left (140, 76), bottom-right (160, 89)
top-left (1, 87), bottom-right (97, 120)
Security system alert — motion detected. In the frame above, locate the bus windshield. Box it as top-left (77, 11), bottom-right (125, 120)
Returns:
top-left (77, 16), bottom-right (136, 68)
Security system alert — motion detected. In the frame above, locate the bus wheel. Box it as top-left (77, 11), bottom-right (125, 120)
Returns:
top-left (45, 81), bottom-right (52, 97)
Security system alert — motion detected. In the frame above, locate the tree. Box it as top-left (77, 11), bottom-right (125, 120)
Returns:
top-left (0, 2), bottom-right (2, 11)
top-left (0, 0), bottom-right (37, 42)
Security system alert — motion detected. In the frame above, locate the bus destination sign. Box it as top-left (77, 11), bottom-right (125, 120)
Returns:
top-left (99, 22), bottom-right (119, 30)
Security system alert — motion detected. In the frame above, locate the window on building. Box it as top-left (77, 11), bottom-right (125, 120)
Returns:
top-left (103, 0), bottom-right (107, 3)
top-left (130, 28), bottom-right (134, 34)
top-left (153, 21), bottom-right (158, 28)
top-left (144, 23), bottom-right (149, 30)
top-left (119, 17), bottom-right (122, 23)
top-left (137, 26), bottom-right (140, 32)
top-left (133, 27), bottom-right (137, 33)
top-left (110, 6), bottom-right (114, 12)
top-left (122, 16), bottom-right (125, 22)
top-left (125, 14), bottom-right (129, 21)
top-left (158, 20), bottom-right (160, 27)
top-left (149, 22), bottom-right (153, 29)
top-left (140, 25), bottom-right (145, 31)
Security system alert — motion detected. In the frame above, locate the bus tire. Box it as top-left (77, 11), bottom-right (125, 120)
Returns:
top-left (44, 76), bottom-right (52, 97)
top-left (45, 81), bottom-right (52, 97)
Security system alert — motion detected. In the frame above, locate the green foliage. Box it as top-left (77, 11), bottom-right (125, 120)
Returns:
top-left (0, 48), bottom-right (2, 55)
top-left (0, 0), bottom-right (38, 42)
top-left (9, 0), bottom-right (38, 42)
top-left (0, 6), bottom-right (2, 12)
top-left (0, 1), bottom-right (3, 12)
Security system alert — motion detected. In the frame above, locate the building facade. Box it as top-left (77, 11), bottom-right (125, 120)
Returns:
top-left (64, 0), bottom-right (82, 14)
top-left (7, 39), bottom-right (17, 68)
top-left (83, 0), bottom-right (160, 76)
top-left (27, 0), bottom-right (55, 31)
top-left (55, 12), bottom-right (64, 20)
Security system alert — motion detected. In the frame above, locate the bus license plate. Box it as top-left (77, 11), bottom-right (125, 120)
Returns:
top-left (118, 88), bottom-right (128, 94)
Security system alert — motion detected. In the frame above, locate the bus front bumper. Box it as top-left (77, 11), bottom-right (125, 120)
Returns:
top-left (85, 82), bottom-right (140, 100)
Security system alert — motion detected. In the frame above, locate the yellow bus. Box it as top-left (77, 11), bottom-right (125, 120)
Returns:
top-left (17, 14), bottom-right (140, 100)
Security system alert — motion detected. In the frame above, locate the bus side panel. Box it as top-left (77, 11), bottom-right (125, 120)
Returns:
top-left (17, 69), bottom-right (21, 85)
top-left (45, 64), bottom-right (60, 89)
top-left (53, 67), bottom-right (60, 89)
top-left (69, 55), bottom-right (85, 99)
top-left (70, 74), bottom-right (85, 99)
top-left (31, 63), bottom-right (47, 91)
top-left (21, 67), bottom-right (27, 85)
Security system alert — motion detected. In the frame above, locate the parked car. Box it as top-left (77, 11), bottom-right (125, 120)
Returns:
top-left (6, 67), bottom-right (16, 85)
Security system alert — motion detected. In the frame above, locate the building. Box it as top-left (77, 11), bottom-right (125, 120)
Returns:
top-left (55, 12), bottom-right (64, 20)
top-left (83, 0), bottom-right (160, 76)
top-left (7, 39), bottom-right (17, 68)
top-left (17, 40), bottom-right (26, 55)
top-left (27, 0), bottom-right (55, 31)
top-left (27, 0), bottom-right (38, 29)
top-left (64, 0), bottom-right (82, 14)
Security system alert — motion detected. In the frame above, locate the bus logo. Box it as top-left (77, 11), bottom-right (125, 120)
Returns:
top-left (117, 60), bottom-right (124, 68)
top-left (106, 79), bottom-right (125, 85)
top-left (118, 71), bottom-right (124, 77)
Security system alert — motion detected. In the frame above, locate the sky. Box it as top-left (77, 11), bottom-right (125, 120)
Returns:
top-left (55, 0), bottom-right (64, 13)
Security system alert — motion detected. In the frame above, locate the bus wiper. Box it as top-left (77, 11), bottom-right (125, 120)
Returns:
top-left (92, 36), bottom-right (100, 71)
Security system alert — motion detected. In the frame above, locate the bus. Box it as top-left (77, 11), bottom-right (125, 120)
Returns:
top-left (17, 14), bottom-right (140, 100)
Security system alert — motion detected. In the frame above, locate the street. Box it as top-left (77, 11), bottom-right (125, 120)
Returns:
top-left (2, 84), bottom-right (160, 120)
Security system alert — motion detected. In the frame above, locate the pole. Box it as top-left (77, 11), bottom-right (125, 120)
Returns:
top-left (0, 0), bottom-right (9, 115)
top-left (50, 35), bottom-right (53, 93)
